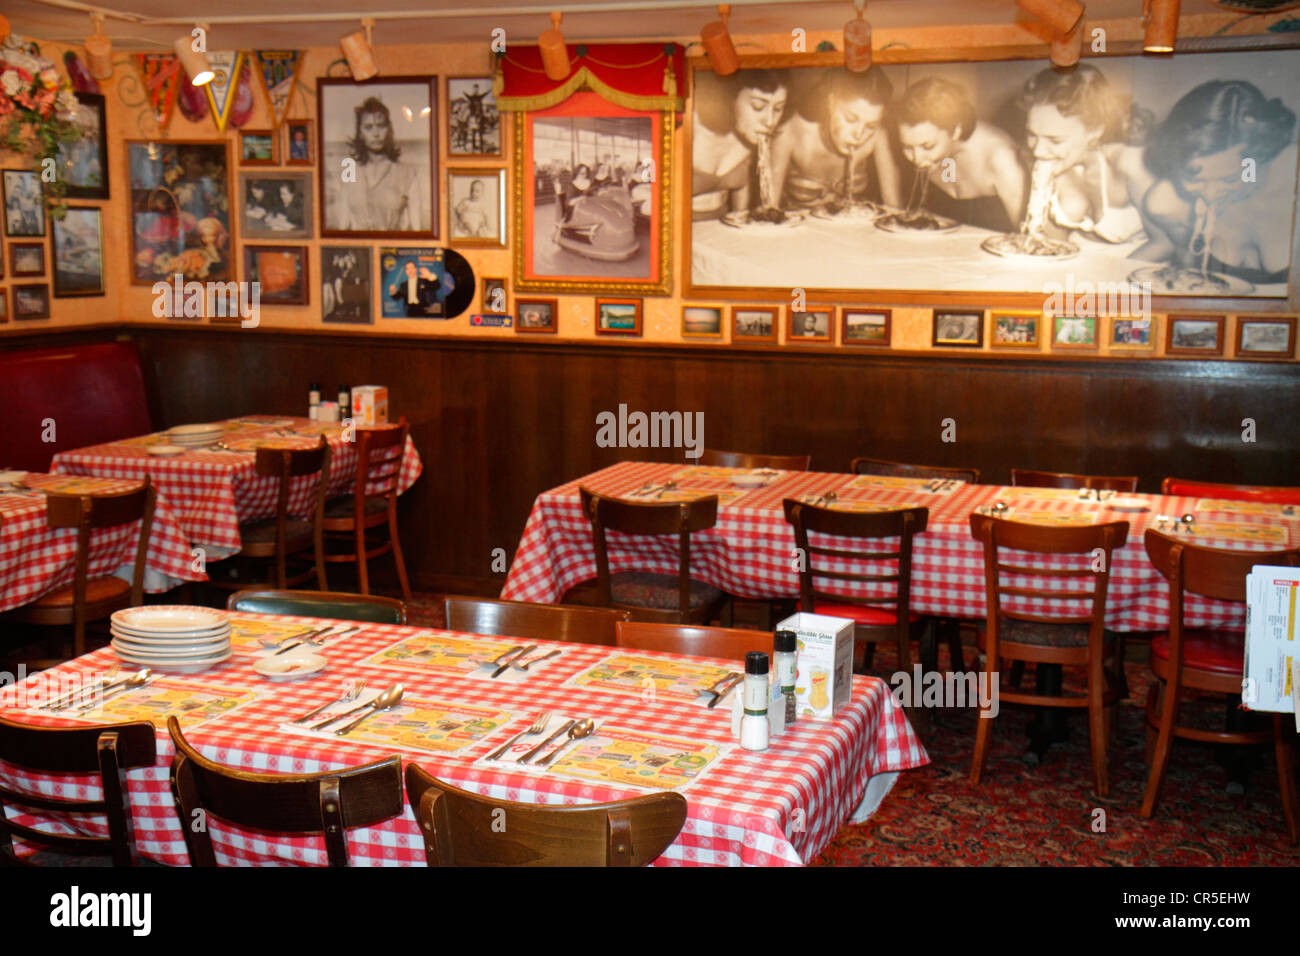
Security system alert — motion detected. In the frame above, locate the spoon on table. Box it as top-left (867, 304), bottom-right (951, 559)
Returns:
top-left (537, 718), bottom-right (596, 767)
top-left (77, 668), bottom-right (153, 712)
top-left (334, 685), bottom-right (405, 736)
top-left (309, 682), bottom-right (400, 730)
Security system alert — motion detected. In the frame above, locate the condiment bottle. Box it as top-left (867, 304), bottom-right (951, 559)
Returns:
top-left (741, 651), bottom-right (770, 752)
top-left (337, 385), bottom-right (351, 420)
top-left (308, 382), bottom-right (321, 420)
top-left (774, 629), bottom-right (797, 725)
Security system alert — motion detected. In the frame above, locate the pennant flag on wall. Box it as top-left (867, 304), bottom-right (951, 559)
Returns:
top-left (203, 50), bottom-right (247, 132)
top-left (136, 53), bottom-right (180, 128)
top-left (253, 50), bottom-right (305, 128)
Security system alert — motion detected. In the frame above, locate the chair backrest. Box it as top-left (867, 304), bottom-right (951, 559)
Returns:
top-left (968, 514), bottom-right (1129, 640)
top-left (579, 486), bottom-right (719, 621)
top-left (0, 716), bottom-right (156, 866)
top-left (227, 588), bottom-right (406, 624)
top-left (354, 418), bottom-right (408, 502)
top-left (253, 436), bottom-right (331, 583)
top-left (697, 449), bottom-right (811, 471)
top-left (1160, 477), bottom-right (1300, 505)
top-left (404, 763), bottom-right (687, 866)
top-left (783, 500), bottom-right (928, 630)
top-left (45, 477), bottom-right (156, 609)
top-left (444, 596), bottom-right (629, 646)
top-left (850, 456), bottom-right (980, 483)
top-left (167, 716), bottom-right (403, 867)
top-left (616, 621), bottom-right (771, 660)
top-left (1011, 469), bottom-right (1139, 492)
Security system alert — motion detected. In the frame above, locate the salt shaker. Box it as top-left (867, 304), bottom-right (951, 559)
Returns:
top-left (774, 629), bottom-right (797, 726)
top-left (741, 652), bottom-right (770, 752)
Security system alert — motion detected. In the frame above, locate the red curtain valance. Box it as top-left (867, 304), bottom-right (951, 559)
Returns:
top-left (495, 42), bottom-right (684, 112)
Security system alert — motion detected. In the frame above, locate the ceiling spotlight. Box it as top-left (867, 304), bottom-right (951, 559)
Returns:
top-left (1050, 22), bottom-right (1083, 68)
top-left (1016, 0), bottom-right (1084, 36)
top-left (844, 0), bottom-right (872, 72)
top-left (84, 13), bottom-right (114, 81)
top-left (173, 30), bottom-right (213, 86)
top-left (340, 17), bottom-right (378, 81)
top-left (539, 12), bottom-right (571, 81)
top-left (1143, 0), bottom-right (1180, 53)
top-left (701, 5), bottom-right (739, 77)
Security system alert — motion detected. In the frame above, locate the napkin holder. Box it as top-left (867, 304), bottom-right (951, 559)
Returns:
top-left (730, 675), bottom-right (786, 739)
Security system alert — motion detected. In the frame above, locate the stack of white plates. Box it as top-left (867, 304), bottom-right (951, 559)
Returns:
top-left (110, 606), bottom-right (232, 674)
top-left (168, 423), bottom-right (225, 448)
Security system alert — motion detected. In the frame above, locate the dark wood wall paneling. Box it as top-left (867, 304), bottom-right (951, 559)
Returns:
top-left (4, 325), bottom-right (1298, 594)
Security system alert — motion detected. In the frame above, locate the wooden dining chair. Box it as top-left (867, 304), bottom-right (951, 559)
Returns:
top-left (697, 449), bottom-right (811, 471)
top-left (1140, 530), bottom-right (1300, 842)
top-left (0, 716), bottom-right (156, 867)
top-left (404, 764), bottom-right (687, 866)
top-left (576, 487), bottom-right (726, 625)
top-left (1011, 469), bottom-right (1140, 492)
top-left (5, 477), bottom-right (155, 662)
top-left (968, 514), bottom-right (1129, 796)
top-left (208, 437), bottom-right (330, 592)
top-left (227, 588), bottom-right (406, 624)
top-left (321, 419), bottom-right (412, 603)
top-left (782, 500), bottom-right (928, 676)
top-left (616, 621), bottom-right (771, 661)
top-left (850, 456), bottom-right (980, 484)
top-left (167, 716), bottom-right (403, 867)
top-left (444, 596), bottom-right (629, 646)
top-left (1160, 477), bottom-right (1300, 505)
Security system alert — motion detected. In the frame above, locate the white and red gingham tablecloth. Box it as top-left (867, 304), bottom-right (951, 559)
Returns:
top-left (49, 417), bottom-right (423, 560)
top-left (500, 462), bottom-right (1299, 632)
top-left (0, 474), bottom-right (202, 612)
top-left (0, 612), bottom-right (926, 866)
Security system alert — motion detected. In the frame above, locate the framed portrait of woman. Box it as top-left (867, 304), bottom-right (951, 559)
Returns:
top-left (318, 76), bottom-right (437, 239)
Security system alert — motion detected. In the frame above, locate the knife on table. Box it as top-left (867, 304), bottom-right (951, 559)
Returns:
top-left (491, 644), bottom-right (536, 678)
top-left (518, 719), bottom-right (576, 764)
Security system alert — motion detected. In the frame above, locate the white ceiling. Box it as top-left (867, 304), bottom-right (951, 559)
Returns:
top-left (4, 0), bottom-right (1231, 52)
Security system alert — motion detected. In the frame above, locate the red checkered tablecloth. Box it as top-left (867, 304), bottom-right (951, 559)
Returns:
top-left (500, 462), bottom-right (1299, 632)
top-left (49, 417), bottom-right (423, 557)
top-left (0, 474), bottom-right (203, 612)
top-left (0, 612), bottom-right (927, 866)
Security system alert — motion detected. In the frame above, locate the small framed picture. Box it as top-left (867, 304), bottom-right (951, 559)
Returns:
top-left (3, 169), bottom-right (45, 237)
top-left (239, 171), bottom-right (313, 240)
top-left (320, 246), bottom-right (372, 323)
top-left (682, 305), bottom-right (723, 338)
top-left (284, 119), bottom-right (315, 166)
top-left (243, 245), bottom-right (309, 306)
top-left (447, 168), bottom-right (506, 247)
top-left (1110, 317), bottom-right (1154, 350)
top-left (1051, 314), bottom-right (1098, 350)
top-left (447, 76), bottom-right (501, 157)
top-left (1235, 316), bottom-right (1295, 358)
top-left (58, 92), bottom-right (109, 200)
top-left (12, 283), bottom-right (51, 319)
top-left (1166, 315), bottom-right (1225, 356)
top-left (933, 309), bottom-right (983, 347)
top-left (596, 297), bottom-right (642, 336)
top-left (482, 277), bottom-right (507, 314)
top-left (788, 305), bottom-right (833, 343)
top-left (0, 288), bottom-right (8, 322)
top-left (991, 309), bottom-right (1040, 349)
top-left (515, 297), bottom-right (557, 333)
top-left (52, 207), bottom-right (105, 297)
top-left (732, 306), bottom-right (778, 344)
top-left (239, 129), bottom-right (278, 166)
top-left (9, 242), bottom-right (45, 277)
top-left (842, 307), bottom-right (891, 347)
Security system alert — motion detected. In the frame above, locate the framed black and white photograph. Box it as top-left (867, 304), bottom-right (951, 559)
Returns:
top-left (57, 92), bottom-right (109, 200)
top-left (3, 169), bottom-right (45, 237)
top-left (239, 172), bottom-right (313, 240)
top-left (1166, 315), bottom-right (1226, 355)
top-left (447, 76), bottom-right (501, 157)
top-left (243, 245), bottom-right (309, 306)
top-left (239, 129), bottom-right (278, 166)
top-left (732, 305), bottom-right (777, 343)
top-left (12, 283), bottom-right (50, 319)
top-left (933, 310), bottom-right (983, 347)
top-left (318, 76), bottom-right (437, 238)
top-left (321, 246), bottom-right (373, 323)
top-left (482, 277), bottom-right (507, 314)
top-left (515, 297), bottom-right (557, 333)
top-left (682, 305), bottom-right (723, 338)
top-left (51, 207), bottom-right (105, 297)
top-left (285, 119), bottom-right (315, 166)
top-left (1235, 316), bottom-right (1295, 357)
top-left (448, 168), bottom-right (505, 246)
top-left (788, 305), bottom-right (833, 343)
top-left (842, 307), bottom-right (892, 347)
top-left (9, 242), bottom-right (44, 277)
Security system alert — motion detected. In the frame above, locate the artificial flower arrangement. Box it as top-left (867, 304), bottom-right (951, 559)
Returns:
top-left (0, 34), bottom-right (83, 217)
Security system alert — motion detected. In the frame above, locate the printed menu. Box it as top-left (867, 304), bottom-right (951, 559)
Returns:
top-left (1195, 499), bottom-right (1297, 517)
top-left (544, 725), bottom-right (729, 791)
top-left (1245, 565), bottom-right (1299, 728)
top-left (297, 699), bottom-right (513, 755)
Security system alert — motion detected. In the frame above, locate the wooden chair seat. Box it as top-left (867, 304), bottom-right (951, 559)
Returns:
top-left (1149, 628), bottom-right (1244, 677)
top-left (323, 494), bottom-right (388, 521)
top-left (808, 599), bottom-right (919, 627)
top-left (27, 576), bottom-right (131, 609)
top-left (610, 571), bottom-right (722, 612)
top-left (238, 516), bottom-right (315, 551)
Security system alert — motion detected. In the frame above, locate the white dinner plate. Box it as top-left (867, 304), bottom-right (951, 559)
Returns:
top-left (111, 637), bottom-right (230, 660)
top-left (111, 606), bottom-right (228, 633)
top-left (147, 444), bottom-right (187, 456)
top-left (112, 647), bottom-right (232, 674)
top-left (0, 470), bottom-right (26, 486)
top-left (170, 423), bottom-right (225, 437)
top-left (254, 653), bottom-right (327, 680)
top-left (111, 621), bottom-right (231, 640)
top-left (1108, 496), bottom-right (1150, 512)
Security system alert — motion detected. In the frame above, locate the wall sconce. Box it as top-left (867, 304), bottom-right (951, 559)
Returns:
top-left (1016, 0), bottom-right (1084, 36)
top-left (173, 30), bottom-right (213, 86)
top-left (1050, 22), bottom-right (1082, 68)
top-left (539, 12), bottom-right (572, 81)
top-left (340, 18), bottom-right (378, 80)
top-left (84, 14), bottom-right (114, 81)
top-left (844, 0), bottom-right (872, 72)
top-left (1143, 0), bottom-right (1180, 53)
top-left (701, 5), bottom-right (739, 77)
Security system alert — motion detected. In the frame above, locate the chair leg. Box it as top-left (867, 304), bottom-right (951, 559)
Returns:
top-left (862, 640), bottom-right (875, 670)
top-left (971, 696), bottom-right (994, 784)
top-left (918, 619), bottom-right (939, 676)
top-left (1141, 676), bottom-right (1180, 819)
top-left (388, 513), bottom-right (412, 605)
top-left (1273, 715), bottom-right (1299, 845)
top-left (1088, 656), bottom-right (1109, 797)
top-left (1143, 684), bottom-right (1159, 767)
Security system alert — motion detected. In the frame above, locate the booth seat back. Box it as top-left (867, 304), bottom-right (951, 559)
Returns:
top-left (4, 342), bottom-right (152, 471)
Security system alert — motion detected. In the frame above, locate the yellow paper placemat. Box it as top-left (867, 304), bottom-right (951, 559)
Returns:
top-left (545, 725), bottom-right (730, 791)
top-left (1189, 521), bottom-right (1288, 544)
top-left (332, 699), bottom-right (512, 755)
top-left (1194, 499), bottom-right (1297, 517)
top-left (618, 488), bottom-right (746, 506)
top-left (795, 493), bottom-right (921, 513)
top-left (848, 475), bottom-right (936, 490)
top-left (362, 632), bottom-right (518, 675)
top-left (568, 654), bottom-right (733, 704)
top-left (71, 678), bottom-right (259, 730)
top-left (997, 487), bottom-right (1085, 501)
